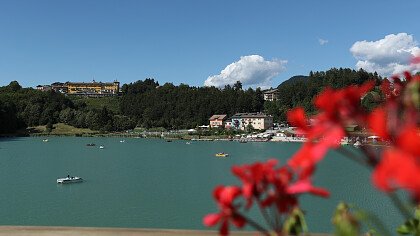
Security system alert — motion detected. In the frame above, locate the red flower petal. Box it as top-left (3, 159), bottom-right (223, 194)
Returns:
top-left (266, 158), bottom-right (279, 167)
top-left (308, 187), bottom-right (330, 197)
top-left (287, 179), bottom-right (312, 194)
top-left (287, 107), bottom-right (308, 130)
top-left (213, 185), bottom-right (224, 201)
top-left (219, 186), bottom-right (242, 206)
top-left (287, 179), bottom-right (330, 198)
top-left (404, 71), bottom-right (413, 81)
top-left (203, 213), bottom-right (222, 226)
top-left (368, 108), bottom-right (390, 139)
top-left (380, 79), bottom-right (392, 99)
top-left (373, 149), bottom-right (420, 193)
top-left (231, 215), bottom-right (246, 228)
top-left (411, 56), bottom-right (420, 64)
top-left (397, 127), bottom-right (420, 157)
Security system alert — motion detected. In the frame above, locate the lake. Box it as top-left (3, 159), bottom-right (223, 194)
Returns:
top-left (0, 137), bottom-right (403, 233)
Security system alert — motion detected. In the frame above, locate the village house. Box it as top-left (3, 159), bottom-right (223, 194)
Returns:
top-left (208, 114), bottom-right (227, 128)
top-left (263, 88), bottom-right (279, 101)
top-left (229, 113), bottom-right (273, 130)
top-left (35, 85), bottom-right (51, 91)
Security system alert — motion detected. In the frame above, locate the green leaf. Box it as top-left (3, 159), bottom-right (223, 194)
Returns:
top-left (415, 208), bottom-right (420, 221)
top-left (283, 207), bottom-right (308, 235)
top-left (397, 206), bottom-right (420, 235)
top-left (397, 222), bottom-right (414, 234)
top-left (332, 202), bottom-right (359, 236)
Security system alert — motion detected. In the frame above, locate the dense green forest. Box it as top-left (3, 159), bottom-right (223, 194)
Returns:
top-left (0, 81), bottom-right (135, 134)
top-left (0, 68), bottom-right (383, 135)
top-left (264, 68), bottom-right (382, 121)
top-left (119, 79), bottom-right (264, 129)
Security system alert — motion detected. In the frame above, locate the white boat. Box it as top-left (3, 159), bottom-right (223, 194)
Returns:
top-left (186, 142), bottom-right (191, 145)
top-left (353, 141), bottom-right (362, 147)
top-left (99, 146), bottom-right (105, 149)
top-left (42, 139), bottom-right (49, 142)
top-left (57, 176), bottom-right (83, 184)
top-left (119, 140), bottom-right (125, 143)
top-left (340, 137), bottom-right (350, 145)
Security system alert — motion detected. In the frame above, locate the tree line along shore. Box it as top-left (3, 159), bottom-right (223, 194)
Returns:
top-left (0, 67), bottom-right (388, 137)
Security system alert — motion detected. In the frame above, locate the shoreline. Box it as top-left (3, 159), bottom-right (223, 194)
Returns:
top-left (0, 226), bottom-right (332, 236)
top-left (0, 123), bottom-right (386, 146)
top-left (0, 132), bottom-right (387, 147)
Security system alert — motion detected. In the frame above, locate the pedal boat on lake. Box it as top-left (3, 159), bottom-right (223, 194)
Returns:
top-left (57, 176), bottom-right (83, 184)
top-left (215, 152), bottom-right (229, 158)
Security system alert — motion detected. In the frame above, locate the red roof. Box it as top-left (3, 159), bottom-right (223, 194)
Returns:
top-left (209, 114), bottom-right (227, 121)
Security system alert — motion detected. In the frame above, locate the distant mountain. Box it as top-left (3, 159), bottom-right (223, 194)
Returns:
top-left (277, 75), bottom-right (309, 88)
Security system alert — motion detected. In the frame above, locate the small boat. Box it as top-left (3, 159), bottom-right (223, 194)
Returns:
top-left (353, 141), bottom-right (362, 148)
top-left (166, 140), bottom-right (172, 142)
top-left (119, 140), bottom-right (125, 143)
top-left (340, 137), bottom-right (350, 145)
top-left (42, 139), bottom-right (49, 142)
top-left (86, 143), bottom-right (96, 146)
top-left (239, 140), bottom-right (247, 143)
top-left (186, 142), bottom-right (191, 145)
top-left (99, 146), bottom-right (105, 149)
top-left (215, 152), bottom-right (229, 157)
top-left (57, 175), bottom-right (83, 184)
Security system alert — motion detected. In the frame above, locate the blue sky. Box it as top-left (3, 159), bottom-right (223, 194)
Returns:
top-left (0, 0), bottom-right (419, 88)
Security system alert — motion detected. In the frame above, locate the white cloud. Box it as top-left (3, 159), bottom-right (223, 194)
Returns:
top-left (350, 33), bottom-right (420, 76)
top-left (204, 55), bottom-right (287, 88)
top-left (318, 38), bottom-right (328, 45)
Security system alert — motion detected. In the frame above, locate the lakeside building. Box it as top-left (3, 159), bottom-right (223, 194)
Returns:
top-left (35, 80), bottom-right (120, 97)
top-left (229, 113), bottom-right (273, 130)
top-left (209, 114), bottom-right (227, 128)
top-left (67, 80), bottom-right (120, 97)
top-left (263, 89), bottom-right (279, 101)
top-left (51, 82), bottom-right (69, 94)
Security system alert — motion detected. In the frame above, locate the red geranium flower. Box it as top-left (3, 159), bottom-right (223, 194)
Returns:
top-left (368, 71), bottom-right (420, 200)
top-left (203, 186), bottom-right (246, 235)
top-left (286, 81), bottom-right (373, 174)
top-left (231, 159), bottom-right (279, 208)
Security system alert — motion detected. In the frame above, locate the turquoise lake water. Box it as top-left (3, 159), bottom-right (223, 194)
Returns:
top-left (0, 137), bottom-right (403, 233)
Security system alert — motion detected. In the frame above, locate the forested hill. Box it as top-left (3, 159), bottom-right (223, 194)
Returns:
top-left (119, 79), bottom-right (264, 128)
top-left (0, 68), bottom-right (383, 134)
top-left (264, 68), bottom-right (382, 121)
top-left (278, 75), bottom-right (309, 86)
top-left (0, 81), bottom-right (136, 134)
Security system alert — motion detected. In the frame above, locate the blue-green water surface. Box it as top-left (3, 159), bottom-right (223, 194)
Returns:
top-left (0, 137), bottom-right (403, 233)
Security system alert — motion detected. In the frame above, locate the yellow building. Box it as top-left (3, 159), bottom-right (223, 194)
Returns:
top-left (67, 80), bottom-right (120, 96)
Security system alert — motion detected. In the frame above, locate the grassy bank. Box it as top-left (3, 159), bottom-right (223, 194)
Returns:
top-left (29, 123), bottom-right (99, 136)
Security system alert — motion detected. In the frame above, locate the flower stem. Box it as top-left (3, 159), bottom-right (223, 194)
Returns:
top-left (257, 200), bottom-right (275, 230)
top-left (388, 192), bottom-right (412, 221)
top-left (271, 205), bottom-right (281, 233)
